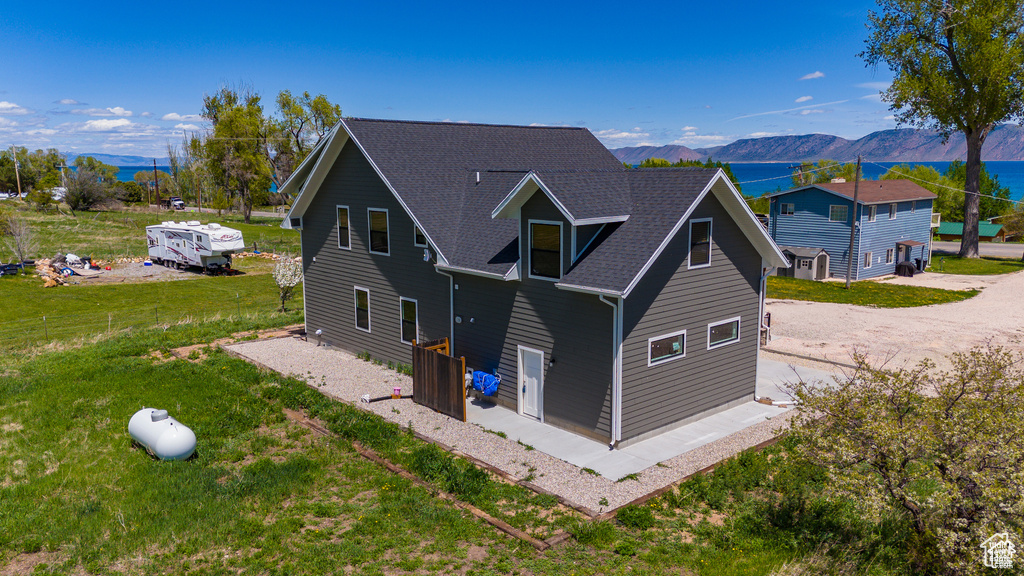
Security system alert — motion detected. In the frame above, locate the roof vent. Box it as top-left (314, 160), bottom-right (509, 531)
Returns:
top-left (831, 178), bottom-right (846, 183)
top-left (476, 171), bottom-right (480, 184)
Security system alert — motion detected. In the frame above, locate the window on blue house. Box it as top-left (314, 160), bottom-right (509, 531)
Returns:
top-left (781, 203), bottom-right (795, 216)
top-left (889, 203), bottom-right (897, 220)
top-left (868, 205), bottom-right (877, 222)
top-left (829, 205), bottom-right (848, 223)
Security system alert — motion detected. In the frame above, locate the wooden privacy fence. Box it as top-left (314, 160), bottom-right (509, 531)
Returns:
top-left (412, 337), bottom-right (467, 422)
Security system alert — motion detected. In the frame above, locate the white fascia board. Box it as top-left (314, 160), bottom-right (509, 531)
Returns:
top-left (574, 215), bottom-right (629, 225)
top-left (341, 119), bottom-right (449, 266)
top-left (621, 170), bottom-right (789, 299)
top-left (282, 124), bottom-right (348, 230)
top-left (503, 261), bottom-right (520, 281)
top-left (434, 263), bottom-right (512, 281)
top-left (555, 282), bottom-right (623, 297)
top-left (492, 173), bottom-right (577, 224)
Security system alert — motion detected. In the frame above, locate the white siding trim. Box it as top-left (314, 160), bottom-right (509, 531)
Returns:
top-left (647, 329), bottom-right (687, 367)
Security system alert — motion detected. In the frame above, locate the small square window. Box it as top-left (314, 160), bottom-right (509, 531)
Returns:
top-left (708, 317), bottom-right (740, 349)
top-left (864, 252), bottom-right (873, 269)
top-left (889, 203), bottom-right (897, 220)
top-left (780, 203), bottom-right (795, 216)
top-left (829, 205), bottom-right (848, 223)
top-left (648, 331), bottom-right (686, 366)
top-left (337, 206), bottom-right (350, 249)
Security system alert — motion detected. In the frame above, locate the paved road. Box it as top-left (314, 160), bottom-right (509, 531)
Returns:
top-left (932, 240), bottom-right (1024, 259)
top-left (180, 206), bottom-right (284, 219)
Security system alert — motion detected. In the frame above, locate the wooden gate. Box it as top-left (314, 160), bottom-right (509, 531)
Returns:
top-left (412, 338), bottom-right (466, 421)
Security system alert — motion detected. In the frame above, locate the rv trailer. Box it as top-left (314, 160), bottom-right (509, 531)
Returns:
top-left (146, 221), bottom-right (245, 274)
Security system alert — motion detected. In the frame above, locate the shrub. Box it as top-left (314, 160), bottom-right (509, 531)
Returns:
top-left (616, 504), bottom-right (655, 530)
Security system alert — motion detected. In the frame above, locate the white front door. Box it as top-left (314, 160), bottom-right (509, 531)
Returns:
top-left (518, 346), bottom-right (544, 421)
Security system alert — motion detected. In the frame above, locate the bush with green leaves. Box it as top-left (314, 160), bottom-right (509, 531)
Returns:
top-left (616, 503), bottom-right (655, 531)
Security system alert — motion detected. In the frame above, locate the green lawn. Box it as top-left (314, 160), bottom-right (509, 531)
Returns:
top-left (0, 269), bottom-right (301, 350)
top-left (0, 203), bottom-right (298, 263)
top-left (0, 321), bottom-right (915, 575)
top-left (767, 276), bottom-right (978, 307)
top-left (929, 254), bottom-right (1024, 275)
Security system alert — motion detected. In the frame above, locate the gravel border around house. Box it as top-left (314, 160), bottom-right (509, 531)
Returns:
top-left (225, 336), bottom-right (795, 512)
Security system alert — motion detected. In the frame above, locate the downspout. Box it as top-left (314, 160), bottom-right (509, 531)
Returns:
top-left (436, 270), bottom-right (455, 351)
top-left (758, 263), bottom-right (775, 343)
top-left (599, 295), bottom-right (622, 447)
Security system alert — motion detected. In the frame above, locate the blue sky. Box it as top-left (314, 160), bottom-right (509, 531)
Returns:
top-left (0, 0), bottom-right (895, 158)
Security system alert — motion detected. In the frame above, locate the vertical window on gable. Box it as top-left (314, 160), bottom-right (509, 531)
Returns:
top-left (337, 206), bottom-right (350, 249)
top-left (868, 205), bottom-right (877, 222)
top-left (354, 287), bottom-right (370, 332)
top-left (889, 203), bottom-right (897, 220)
top-left (368, 209), bottom-right (389, 255)
top-left (688, 219), bottom-right (712, 269)
top-left (829, 205), bottom-right (848, 223)
top-left (414, 226), bottom-right (427, 247)
top-left (780, 203), bottom-right (795, 216)
top-left (529, 221), bottom-right (562, 280)
top-left (400, 298), bottom-right (418, 344)
top-left (911, 200), bottom-right (917, 213)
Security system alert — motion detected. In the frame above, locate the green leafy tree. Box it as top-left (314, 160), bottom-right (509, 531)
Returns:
top-left (0, 148), bottom-right (65, 195)
top-left (881, 164), bottom-right (961, 222)
top-left (269, 90), bottom-right (342, 189)
top-left (790, 159), bottom-right (861, 187)
top-left (64, 169), bottom-right (111, 213)
top-left (637, 157), bottom-right (673, 168)
top-left (72, 156), bottom-right (119, 182)
top-left (637, 156), bottom-right (743, 193)
top-left (943, 160), bottom-right (1013, 221)
top-left (791, 346), bottom-right (1024, 576)
top-left (114, 181), bottom-right (145, 204)
top-left (863, 0), bottom-right (1024, 258)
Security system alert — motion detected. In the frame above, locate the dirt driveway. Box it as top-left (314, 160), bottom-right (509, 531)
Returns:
top-left (764, 270), bottom-right (1024, 370)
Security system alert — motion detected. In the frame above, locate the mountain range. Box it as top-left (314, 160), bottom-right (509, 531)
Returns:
top-left (612, 124), bottom-right (1024, 164)
top-left (67, 153), bottom-right (171, 166)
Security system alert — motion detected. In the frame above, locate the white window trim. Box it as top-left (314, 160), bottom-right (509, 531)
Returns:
top-left (354, 286), bottom-right (371, 333)
top-left (864, 251), bottom-right (873, 269)
top-left (527, 219), bottom-right (563, 281)
top-left (647, 329), bottom-right (687, 367)
top-left (829, 205), bottom-right (848, 223)
top-left (707, 316), bottom-right (741, 350)
top-left (399, 296), bottom-right (418, 345)
top-left (687, 218), bottom-right (713, 270)
top-left (780, 202), bottom-right (795, 216)
top-left (889, 203), bottom-right (897, 220)
top-left (413, 225), bottom-right (427, 248)
top-left (868, 205), bottom-right (877, 222)
top-left (367, 208), bottom-right (390, 256)
top-left (886, 248), bottom-right (894, 264)
top-left (336, 205), bottom-right (351, 250)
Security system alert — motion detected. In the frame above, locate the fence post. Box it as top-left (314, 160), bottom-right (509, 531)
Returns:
top-left (108, 313), bottom-right (112, 333)
top-left (43, 315), bottom-right (47, 340)
top-left (155, 306), bottom-right (159, 323)
top-left (236, 293), bottom-right (241, 317)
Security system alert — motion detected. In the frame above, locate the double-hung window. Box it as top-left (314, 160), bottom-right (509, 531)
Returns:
top-left (354, 287), bottom-right (370, 332)
top-left (400, 298), bottom-right (418, 344)
top-left (648, 330), bottom-right (686, 366)
top-left (529, 221), bottom-right (562, 280)
top-left (337, 206), bottom-right (350, 249)
top-left (864, 252), bottom-right (873, 268)
top-left (829, 205), bottom-right (848, 223)
top-left (707, 317), bottom-right (740, 349)
top-left (780, 203), bottom-right (795, 216)
top-left (886, 248), bottom-right (894, 264)
top-left (688, 219), bottom-right (712, 269)
top-left (889, 203), bottom-right (897, 220)
top-left (368, 209), bottom-right (389, 255)
top-left (868, 205), bottom-right (877, 222)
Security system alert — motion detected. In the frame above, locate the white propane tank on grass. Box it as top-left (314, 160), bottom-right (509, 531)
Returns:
top-left (128, 408), bottom-right (197, 461)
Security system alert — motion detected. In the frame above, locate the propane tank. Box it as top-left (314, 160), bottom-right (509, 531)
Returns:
top-left (128, 408), bottom-right (197, 461)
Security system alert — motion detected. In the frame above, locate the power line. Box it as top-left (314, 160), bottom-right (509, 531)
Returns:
top-left (864, 161), bottom-right (1023, 207)
top-left (734, 159), bottom-right (859, 186)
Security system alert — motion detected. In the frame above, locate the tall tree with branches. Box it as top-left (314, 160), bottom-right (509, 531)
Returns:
top-left (863, 0), bottom-right (1024, 258)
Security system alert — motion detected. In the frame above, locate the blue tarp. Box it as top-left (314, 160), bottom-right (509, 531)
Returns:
top-left (472, 371), bottom-right (501, 396)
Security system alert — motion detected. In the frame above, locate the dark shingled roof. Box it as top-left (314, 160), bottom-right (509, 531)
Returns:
top-left (292, 118), bottom-right (781, 294)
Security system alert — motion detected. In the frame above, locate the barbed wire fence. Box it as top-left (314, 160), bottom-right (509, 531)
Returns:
top-left (0, 291), bottom-right (288, 350)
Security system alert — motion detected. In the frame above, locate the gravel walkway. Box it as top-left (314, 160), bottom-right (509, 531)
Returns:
top-left (225, 337), bottom-right (793, 512)
top-left (765, 270), bottom-right (1024, 370)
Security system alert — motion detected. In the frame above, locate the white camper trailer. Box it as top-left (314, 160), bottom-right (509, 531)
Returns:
top-left (146, 221), bottom-right (245, 274)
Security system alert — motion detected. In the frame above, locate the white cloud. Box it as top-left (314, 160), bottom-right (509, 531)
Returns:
top-left (681, 126), bottom-right (698, 131)
top-left (884, 115), bottom-right (897, 121)
top-left (71, 107), bottom-right (133, 117)
top-left (0, 117), bottom-right (17, 127)
top-left (529, 122), bottom-right (547, 127)
top-left (748, 131), bottom-right (779, 138)
top-left (730, 99), bottom-right (848, 120)
top-left (25, 128), bottom-right (57, 136)
top-left (800, 71), bottom-right (825, 80)
top-left (857, 81), bottom-right (890, 91)
top-left (795, 96), bottom-right (813, 103)
top-left (161, 112), bottom-right (202, 122)
top-left (594, 128), bottom-right (651, 140)
top-left (140, 111), bottom-right (153, 118)
top-left (860, 93), bottom-right (883, 102)
top-left (56, 98), bottom-right (80, 105)
top-left (0, 101), bottom-right (31, 115)
top-left (670, 133), bottom-right (731, 147)
top-left (81, 118), bottom-right (134, 131)
top-left (174, 123), bottom-right (201, 131)
top-left (800, 109), bottom-right (826, 115)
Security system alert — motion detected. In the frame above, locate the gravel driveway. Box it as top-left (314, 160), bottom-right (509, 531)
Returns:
top-left (765, 269), bottom-right (1024, 370)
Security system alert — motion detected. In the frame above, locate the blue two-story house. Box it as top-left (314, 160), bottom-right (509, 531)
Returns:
top-left (767, 180), bottom-right (938, 280)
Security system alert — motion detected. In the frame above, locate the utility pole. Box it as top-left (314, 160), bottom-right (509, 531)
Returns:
top-left (11, 146), bottom-right (22, 197)
top-left (153, 159), bottom-right (161, 206)
top-left (845, 156), bottom-right (862, 289)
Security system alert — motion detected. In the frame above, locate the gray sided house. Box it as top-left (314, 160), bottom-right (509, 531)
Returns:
top-left (767, 180), bottom-right (938, 280)
top-left (282, 118), bottom-right (788, 447)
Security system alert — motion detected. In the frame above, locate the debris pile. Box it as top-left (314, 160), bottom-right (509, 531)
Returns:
top-left (234, 251), bottom-right (281, 260)
top-left (35, 253), bottom-right (107, 287)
